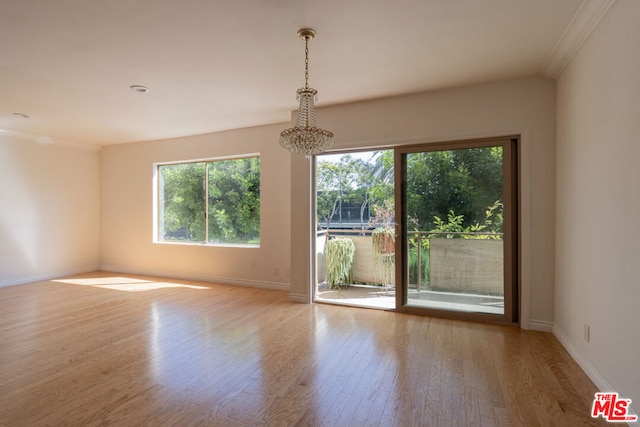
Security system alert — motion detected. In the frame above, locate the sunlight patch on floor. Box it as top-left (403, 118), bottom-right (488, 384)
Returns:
top-left (53, 276), bottom-right (211, 292)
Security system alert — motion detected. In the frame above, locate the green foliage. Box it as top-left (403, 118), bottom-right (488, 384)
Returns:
top-left (407, 147), bottom-right (503, 231)
top-left (325, 238), bottom-right (356, 289)
top-left (316, 156), bottom-right (362, 227)
top-left (160, 163), bottom-right (206, 241)
top-left (317, 146), bottom-right (503, 236)
top-left (433, 211), bottom-right (465, 233)
top-left (369, 151), bottom-right (394, 205)
top-left (467, 200), bottom-right (503, 238)
top-left (207, 157), bottom-right (260, 244)
top-left (432, 200), bottom-right (503, 239)
top-left (159, 157), bottom-right (260, 244)
top-left (408, 245), bottom-right (429, 287)
top-left (317, 152), bottom-right (394, 228)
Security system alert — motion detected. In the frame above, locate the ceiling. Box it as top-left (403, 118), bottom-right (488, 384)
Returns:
top-left (0, 0), bottom-right (612, 146)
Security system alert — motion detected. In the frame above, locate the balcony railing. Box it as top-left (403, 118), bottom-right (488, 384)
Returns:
top-left (317, 228), bottom-right (503, 296)
top-left (406, 231), bottom-right (502, 291)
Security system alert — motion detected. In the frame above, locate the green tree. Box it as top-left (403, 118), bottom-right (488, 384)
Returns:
top-left (208, 157), bottom-right (260, 244)
top-left (160, 162), bottom-right (206, 241)
top-left (369, 151), bottom-right (395, 218)
top-left (317, 151), bottom-right (394, 229)
top-left (316, 147), bottom-right (502, 234)
top-left (316, 155), bottom-right (360, 228)
top-left (159, 157), bottom-right (260, 244)
top-left (407, 147), bottom-right (503, 231)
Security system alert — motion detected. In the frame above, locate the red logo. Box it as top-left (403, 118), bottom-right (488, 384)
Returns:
top-left (592, 392), bottom-right (638, 422)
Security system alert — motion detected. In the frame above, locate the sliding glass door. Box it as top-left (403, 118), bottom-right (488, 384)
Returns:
top-left (313, 137), bottom-right (519, 323)
top-left (395, 137), bottom-right (518, 322)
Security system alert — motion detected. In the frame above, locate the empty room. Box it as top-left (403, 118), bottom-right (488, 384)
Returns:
top-left (1, 0), bottom-right (638, 425)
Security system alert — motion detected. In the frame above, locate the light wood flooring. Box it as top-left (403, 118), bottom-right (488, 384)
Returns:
top-left (0, 272), bottom-right (606, 426)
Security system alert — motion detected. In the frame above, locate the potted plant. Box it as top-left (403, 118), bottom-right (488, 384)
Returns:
top-left (372, 227), bottom-right (395, 254)
top-left (369, 199), bottom-right (395, 253)
top-left (325, 237), bottom-right (355, 289)
top-left (369, 199), bottom-right (395, 291)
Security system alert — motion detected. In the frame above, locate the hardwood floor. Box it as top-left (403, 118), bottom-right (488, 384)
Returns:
top-left (0, 272), bottom-right (605, 426)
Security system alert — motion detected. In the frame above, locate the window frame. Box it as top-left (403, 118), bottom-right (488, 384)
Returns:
top-left (153, 154), bottom-right (261, 248)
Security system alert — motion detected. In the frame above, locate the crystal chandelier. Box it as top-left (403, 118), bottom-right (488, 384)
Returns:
top-left (280, 28), bottom-right (334, 157)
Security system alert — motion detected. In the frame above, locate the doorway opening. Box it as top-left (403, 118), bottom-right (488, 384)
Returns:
top-left (314, 150), bottom-right (395, 309)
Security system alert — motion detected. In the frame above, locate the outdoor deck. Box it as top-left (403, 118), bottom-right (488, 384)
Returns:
top-left (316, 283), bottom-right (504, 314)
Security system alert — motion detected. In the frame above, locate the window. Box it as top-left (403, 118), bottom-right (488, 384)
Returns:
top-left (156, 156), bottom-right (260, 246)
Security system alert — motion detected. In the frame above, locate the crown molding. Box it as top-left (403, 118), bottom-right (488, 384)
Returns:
top-left (540, 0), bottom-right (617, 80)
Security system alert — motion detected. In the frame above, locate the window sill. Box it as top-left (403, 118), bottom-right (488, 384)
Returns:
top-left (154, 240), bottom-right (260, 249)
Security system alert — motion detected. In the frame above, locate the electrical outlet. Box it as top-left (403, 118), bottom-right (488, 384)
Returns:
top-left (584, 324), bottom-right (590, 343)
top-left (274, 266), bottom-right (280, 277)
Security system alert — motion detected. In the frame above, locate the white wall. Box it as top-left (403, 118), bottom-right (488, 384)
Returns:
top-left (100, 123), bottom-right (292, 290)
top-left (0, 134), bottom-right (100, 286)
top-left (1, 76), bottom-right (557, 330)
top-left (290, 76), bottom-right (557, 328)
top-left (555, 0), bottom-right (640, 410)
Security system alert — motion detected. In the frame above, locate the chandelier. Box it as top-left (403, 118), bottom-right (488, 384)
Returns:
top-left (280, 28), bottom-right (334, 157)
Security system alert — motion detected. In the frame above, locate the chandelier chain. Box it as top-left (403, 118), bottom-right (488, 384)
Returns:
top-left (304, 37), bottom-right (309, 89)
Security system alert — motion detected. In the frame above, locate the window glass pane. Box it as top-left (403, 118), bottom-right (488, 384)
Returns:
top-left (405, 145), bottom-right (504, 315)
top-left (207, 157), bottom-right (260, 245)
top-left (158, 162), bottom-right (206, 242)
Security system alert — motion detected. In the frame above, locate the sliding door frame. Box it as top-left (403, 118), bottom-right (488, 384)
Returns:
top-left (393, 136), bottom-right (520, 324)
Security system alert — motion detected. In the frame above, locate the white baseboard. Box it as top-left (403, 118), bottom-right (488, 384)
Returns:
top-left (523, 319), bottom-right (640, 420)
top-left (525, 319), bottom-right (554, 332)
top-left (288, 292), bottom-right (310, 303)
top-left (552, 325), bottom-right (640, 420)
top-left (99, 265), bottom-right (290, 292)
top-left (552, 325), bottom-right (616, 393)
top-left (0, 265), bottom-right (100, 288)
